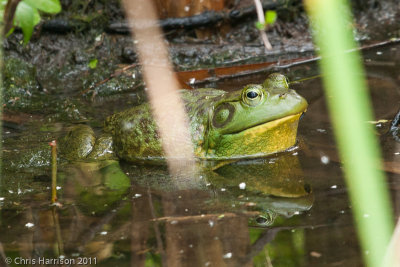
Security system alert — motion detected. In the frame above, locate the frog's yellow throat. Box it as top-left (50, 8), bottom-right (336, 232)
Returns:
top-left (206, 112), bottom-right (304, 159)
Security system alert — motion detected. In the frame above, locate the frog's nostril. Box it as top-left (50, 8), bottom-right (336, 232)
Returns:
top-left (279, 93), bottom-right (287, 98)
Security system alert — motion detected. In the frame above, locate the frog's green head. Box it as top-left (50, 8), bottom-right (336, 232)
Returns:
top-left (205, 73), bottom-right (308, 159)
top-left (262, 72), bottom-right (289, 92)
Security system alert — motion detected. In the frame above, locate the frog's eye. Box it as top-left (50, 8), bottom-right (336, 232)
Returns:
top-left (254, 212), bottom-right (275, 226)
top-left (242, 85), bottom-right (264, 106)
top-left (247, 91), bottom-right (259, 99)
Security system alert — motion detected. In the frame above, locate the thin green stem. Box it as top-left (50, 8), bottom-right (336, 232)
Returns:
top-left (305, 0), bottom-right (393, 266)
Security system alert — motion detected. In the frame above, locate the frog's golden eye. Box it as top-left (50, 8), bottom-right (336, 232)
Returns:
top-left (242, 85), bottom-right (264, 106)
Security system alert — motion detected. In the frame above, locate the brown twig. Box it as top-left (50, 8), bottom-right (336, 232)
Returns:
top-left (49, 140), bottom-right (57, 204)
top-left (147, 188), bottom-right (167, 265)
top-left (81, 63), bottom-right (138, 96)
top-left (3, 0), bottom-right (21, 36)
top-left (151, 211), bottom-right (260, 223)
top-left (253, 0), bottom-right (272, 50)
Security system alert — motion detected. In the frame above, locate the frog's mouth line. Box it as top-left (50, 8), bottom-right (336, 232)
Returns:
top-left (231, 111), bottom-right (306, 135)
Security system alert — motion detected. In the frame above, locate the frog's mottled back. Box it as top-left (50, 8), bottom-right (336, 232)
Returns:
top-left (104, 88), bottom-right (227, 161)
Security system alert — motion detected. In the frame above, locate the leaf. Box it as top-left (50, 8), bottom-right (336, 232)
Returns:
top-left (23, 0), bottom-right (61, 14)
top-left (255, 21), bottom-right (265, 30)
top-left (5, 27), bottom-right (15, 37)
top-left (15, 2), bottom-right (40, 44)
top-left (89, 59), bottom-right (98, 69)
top-left (265, 10), bottom-right (277, 25)
top-left (0, 0), bottom-right (6, 10)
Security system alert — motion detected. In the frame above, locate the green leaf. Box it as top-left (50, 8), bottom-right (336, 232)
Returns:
top-left (265, 10), bottom-right (277, 25)
top-left (0, 0), bottom-right (6, 10)
top-left (23, 0), bottom-right (61, 14)
top-left (15, 2), bottom-right (40, 44)
top-left (89, 59), bottom-right (98, 69)
top-left (255, 21), bottom-right (265, 30)
top-left (5, 27), bottom-right (15, 37)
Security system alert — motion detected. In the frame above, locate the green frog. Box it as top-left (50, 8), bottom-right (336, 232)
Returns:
top-left (60, 73), bottom-right (308, 162)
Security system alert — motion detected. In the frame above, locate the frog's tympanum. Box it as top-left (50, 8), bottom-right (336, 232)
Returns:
top-left (60, 73), bottom-right (308, 161)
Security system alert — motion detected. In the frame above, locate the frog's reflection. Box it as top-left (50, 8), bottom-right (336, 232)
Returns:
top-left (1, 153), bottom-right (313, 266)
top-left (125, 152), bottom-right (313, 265)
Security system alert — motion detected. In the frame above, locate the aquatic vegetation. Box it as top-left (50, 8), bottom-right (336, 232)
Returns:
top-left (0, 0), bottom-right (61, 43)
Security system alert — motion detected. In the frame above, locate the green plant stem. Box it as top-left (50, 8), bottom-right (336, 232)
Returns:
top-left (305, 0), bottom-right (393, 266)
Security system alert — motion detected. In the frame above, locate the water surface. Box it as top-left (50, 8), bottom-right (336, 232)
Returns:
top-left (2, 43), bottom-right (400, 267)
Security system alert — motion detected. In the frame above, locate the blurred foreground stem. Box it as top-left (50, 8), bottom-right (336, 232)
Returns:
top-left (305, 0), bottom-right (393, 266)
top-left (122, 0), bottom-right (198, 185)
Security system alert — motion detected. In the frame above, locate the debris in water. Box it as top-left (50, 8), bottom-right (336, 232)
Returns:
top-left (321, 155), bottom-right (330, 164)
top-left (239, 182), bottom-right (246, 189)
top-left (25, 222), bottom-right (34, 228)
top-left (223, 252), bottom-right (232, 259)
top-left (310, 251), bottom-right (322, 258)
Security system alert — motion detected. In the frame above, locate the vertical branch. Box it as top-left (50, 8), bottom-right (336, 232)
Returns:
top-left (147, 187), bottom-right (167, 265)
top-left (121, 0), bottom-right (196, 178)
top-left (253, 0), bottom-right (272, 50)
top-left (52, 207), bottom-right (64, 256)
top-left (0, 22), bottom-right (3, 196)
top-left (49, 140), bottom-right (57, 203)
top-left (3, 0), bottom-right (21, 35)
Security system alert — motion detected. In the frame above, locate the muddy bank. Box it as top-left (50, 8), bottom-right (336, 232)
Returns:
top-left (2, 0), bottom-right (400, 115)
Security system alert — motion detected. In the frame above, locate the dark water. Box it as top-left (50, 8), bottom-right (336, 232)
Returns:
top-left (2, 43), bottom-right (400, 267)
